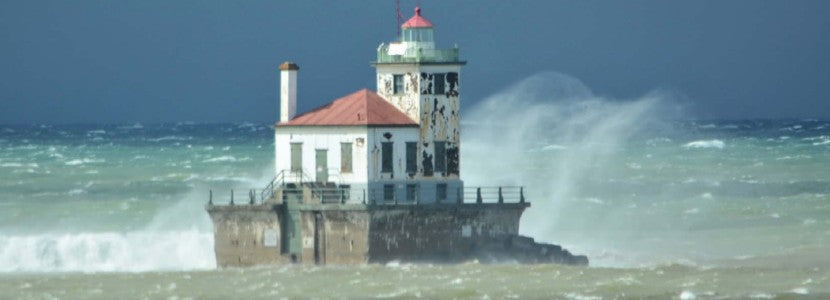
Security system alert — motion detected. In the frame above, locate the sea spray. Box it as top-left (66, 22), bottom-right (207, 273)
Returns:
top-left (462, 72), bottom-right (678, 266)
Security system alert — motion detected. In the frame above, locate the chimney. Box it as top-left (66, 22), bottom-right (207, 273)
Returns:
top-left (279, 61), bottom-right (299, 122)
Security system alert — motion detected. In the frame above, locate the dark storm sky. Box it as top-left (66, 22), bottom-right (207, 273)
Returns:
top-left (1, 1), bottom-right (829, 124)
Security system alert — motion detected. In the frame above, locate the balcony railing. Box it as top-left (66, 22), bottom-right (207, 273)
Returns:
top-left (375, 45), bottom-right (461, 64)
top-left (208, 185), bottom-right (526, 206)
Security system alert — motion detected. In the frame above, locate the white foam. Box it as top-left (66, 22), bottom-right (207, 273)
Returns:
top-left (202, 156), bottom-right (250, 163)
top-left (682, 140), bottom-right (725, 149)
top-left (541, 144), bottom-right (567, 151)
top-left (790, 287), bottom-right (809, 295)
top-left (679, 290), bottom-right (696, 299)
top-left (147, 136), bottom-right (193, 142)
top-left (0, 230), bottom-right (215, 273)
top-left (65, 158), bottom-right (105, 166)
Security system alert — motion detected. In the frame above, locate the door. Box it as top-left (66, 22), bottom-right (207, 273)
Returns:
top-left (315, 149), bottom-right (328, 183)
top-left (313, 212), bottom-right (325, 265)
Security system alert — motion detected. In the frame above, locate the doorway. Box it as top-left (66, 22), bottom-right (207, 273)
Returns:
top-left (315, 149), bottom-right (328, 183)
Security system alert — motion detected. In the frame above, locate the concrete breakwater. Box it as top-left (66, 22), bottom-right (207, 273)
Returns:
top-left (206, 193), bottom-right (588, 267)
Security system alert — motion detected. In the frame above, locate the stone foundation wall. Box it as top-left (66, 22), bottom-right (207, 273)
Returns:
top-left (206, 202), bottom-right (587, 267)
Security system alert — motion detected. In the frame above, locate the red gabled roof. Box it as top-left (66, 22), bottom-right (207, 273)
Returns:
top-left (277, 89), bottom-right (418, 127)
top-left (402, 7), bottom-right (433, 28)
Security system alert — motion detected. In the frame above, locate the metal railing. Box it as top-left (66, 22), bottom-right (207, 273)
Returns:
top-left (209, 185), bottom-right (526, 207)
top-left (376, 45), bottom-right (461, 64)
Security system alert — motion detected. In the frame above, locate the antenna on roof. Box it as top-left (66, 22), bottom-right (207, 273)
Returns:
top-left (396, 0), bottom-right (403, 37)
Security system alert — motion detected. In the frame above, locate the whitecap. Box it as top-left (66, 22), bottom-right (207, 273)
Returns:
top-left (67, 189), bottom-right (85, 195)
top-left (698, 124), bottom-right (717, 129)
top-left (541, 144), bottom-right (567, 151)
top-left (584, 197), bottom-right (604, 204)
top-left (790, 287), bottom-right (809, 295)
top-left (749, 293), bottom-right (775, 299)
top-left (202, 156), bottom-right (249, 163)
top-left (65, 158), bottom-right (105, 166)
top-left (147, 136), bottom-right (193, 142)
top-left (684, 208), bottom-right (700, 214)
top-left (679, 290), bottom-right (696, 299)
top-left (683, 140), bottom-right (725, 149)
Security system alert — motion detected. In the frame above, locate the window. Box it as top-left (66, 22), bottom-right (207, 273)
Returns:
top-left (433, 73), bottom-right (445, 95)
top-left (340, 142), bottom-right (352, 173)
top-left (383, 184), bottom-right (395, 202)
top-left (290, 143), bottom-right (302, 172)
top-left (393, 75), bottom-right (404, 94)
top-left (406, 142), bottom-right (417, 174)
top-left (381, 142), bottom-right (393, 173)
top-left (406, 184), bottom-right (418, 202)
top-left (434, 141), bottom-right (446, 174)
top-left (436, 183), bottom-right (447, 202)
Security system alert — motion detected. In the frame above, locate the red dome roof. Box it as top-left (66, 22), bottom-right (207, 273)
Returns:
top-left (401, 7), bottom-right (433, 28)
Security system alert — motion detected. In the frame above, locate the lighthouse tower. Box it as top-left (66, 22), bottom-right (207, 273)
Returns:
top-left (373, 7), bottom-right (464, 181)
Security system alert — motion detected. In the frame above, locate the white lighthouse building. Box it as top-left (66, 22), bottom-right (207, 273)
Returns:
top-left (274, 7), bottom-right (464, 203)
top-left (207, 6), bottom-right (587, 267)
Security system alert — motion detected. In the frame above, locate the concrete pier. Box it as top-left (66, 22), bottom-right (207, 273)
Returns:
top-left (206, 192), bottom-right (588, 267)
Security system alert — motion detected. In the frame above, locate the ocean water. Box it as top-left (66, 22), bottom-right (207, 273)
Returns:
top-left (1, 120), bottom-right (828, 299)
top-left (2, 75), bottom-right (830, 298)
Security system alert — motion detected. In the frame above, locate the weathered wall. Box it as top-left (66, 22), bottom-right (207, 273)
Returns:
top-left (367, 204), bottom-right (526, 263)
top-left (204, 203), bottom-right (581, 267)
top-left (375, 64), bottom-right (463, 180)
top-left (207, 205), bottom-right (289, 267)
top-left (319, 209), bottom-right (371, 264)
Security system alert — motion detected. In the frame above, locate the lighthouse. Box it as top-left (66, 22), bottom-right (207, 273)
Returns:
top-left (274, 7), bottom-right (465, 203)
top-left (205, 6), bottom-right (588, 267)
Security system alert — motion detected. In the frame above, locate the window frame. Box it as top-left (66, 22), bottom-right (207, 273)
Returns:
top-left (405, 141), bottom-right (417, 174)
top-left (433, 73), bottom-right (445, 95)
top-left (393, 74), bottom-right (404, 94)
top-left (340, 142), bottom-right (353, 173)
top-left (290, 142), bottom-right (303, 173)
top-left (381, 142), bottom-right (394, 173)
top-left (434, 141), bottom-right (446, 174)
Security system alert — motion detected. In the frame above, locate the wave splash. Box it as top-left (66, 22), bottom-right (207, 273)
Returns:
top-left (462, 72), bottom-right (678, 266)
top-left (0, 230), bottom-right (214, 273)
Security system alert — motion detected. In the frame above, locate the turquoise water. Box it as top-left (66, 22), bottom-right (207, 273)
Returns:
top-left (1, 119), bottom-right (829, 298)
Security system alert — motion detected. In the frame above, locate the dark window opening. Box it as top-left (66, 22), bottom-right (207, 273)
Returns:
top-left (434, 141), bottom-right (446, 174)
top-left (381, 142), bottom-right (393, 173)
top-left (393, 75), bottom-right (404, 94)
top-left (383, 184), bottom-right (395, 202)
top-left (437, 183), bottom-right (447, 202)
top-left (406, 184), bottom-right (418, 202)
top-left (340, 142), bottom-right (353, 173)
top-left (406, 142), bottom-right (417, 174)
top-left (433, 73), bottom-right (445, 95)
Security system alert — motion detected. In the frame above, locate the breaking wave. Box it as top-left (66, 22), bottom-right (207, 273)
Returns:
top-left (0, 230), bottom-right (214, 272)
top-left (683, 139), bottom-right (725, 149)
top-left (462, 72), bottom-right (679, 267)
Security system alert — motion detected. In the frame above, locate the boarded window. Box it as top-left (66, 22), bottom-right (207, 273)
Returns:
top-left (393, 75), bottom-right (404, 94)
top-left (383, 184), bottom-right (395, 202)
top-left (381, 142), bottom-right (393, 173)
top-left (340, 142), bottom-right (352, 173)
top-left (436, 183), bottom-right (447, 202)
top-left (405, 142), bottom-right (417, 174)
top-left (434, 141), bottom-right (446, 173)
top-left (433, 73), bottom-right (445, 95)
top-left (406, 184), bottom-right (418, 202)
top-left (290, 143), bottom-right (302, 172)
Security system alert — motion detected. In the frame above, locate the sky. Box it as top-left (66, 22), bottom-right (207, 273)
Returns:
top-left (1, 0), bottom-right (829, 124)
